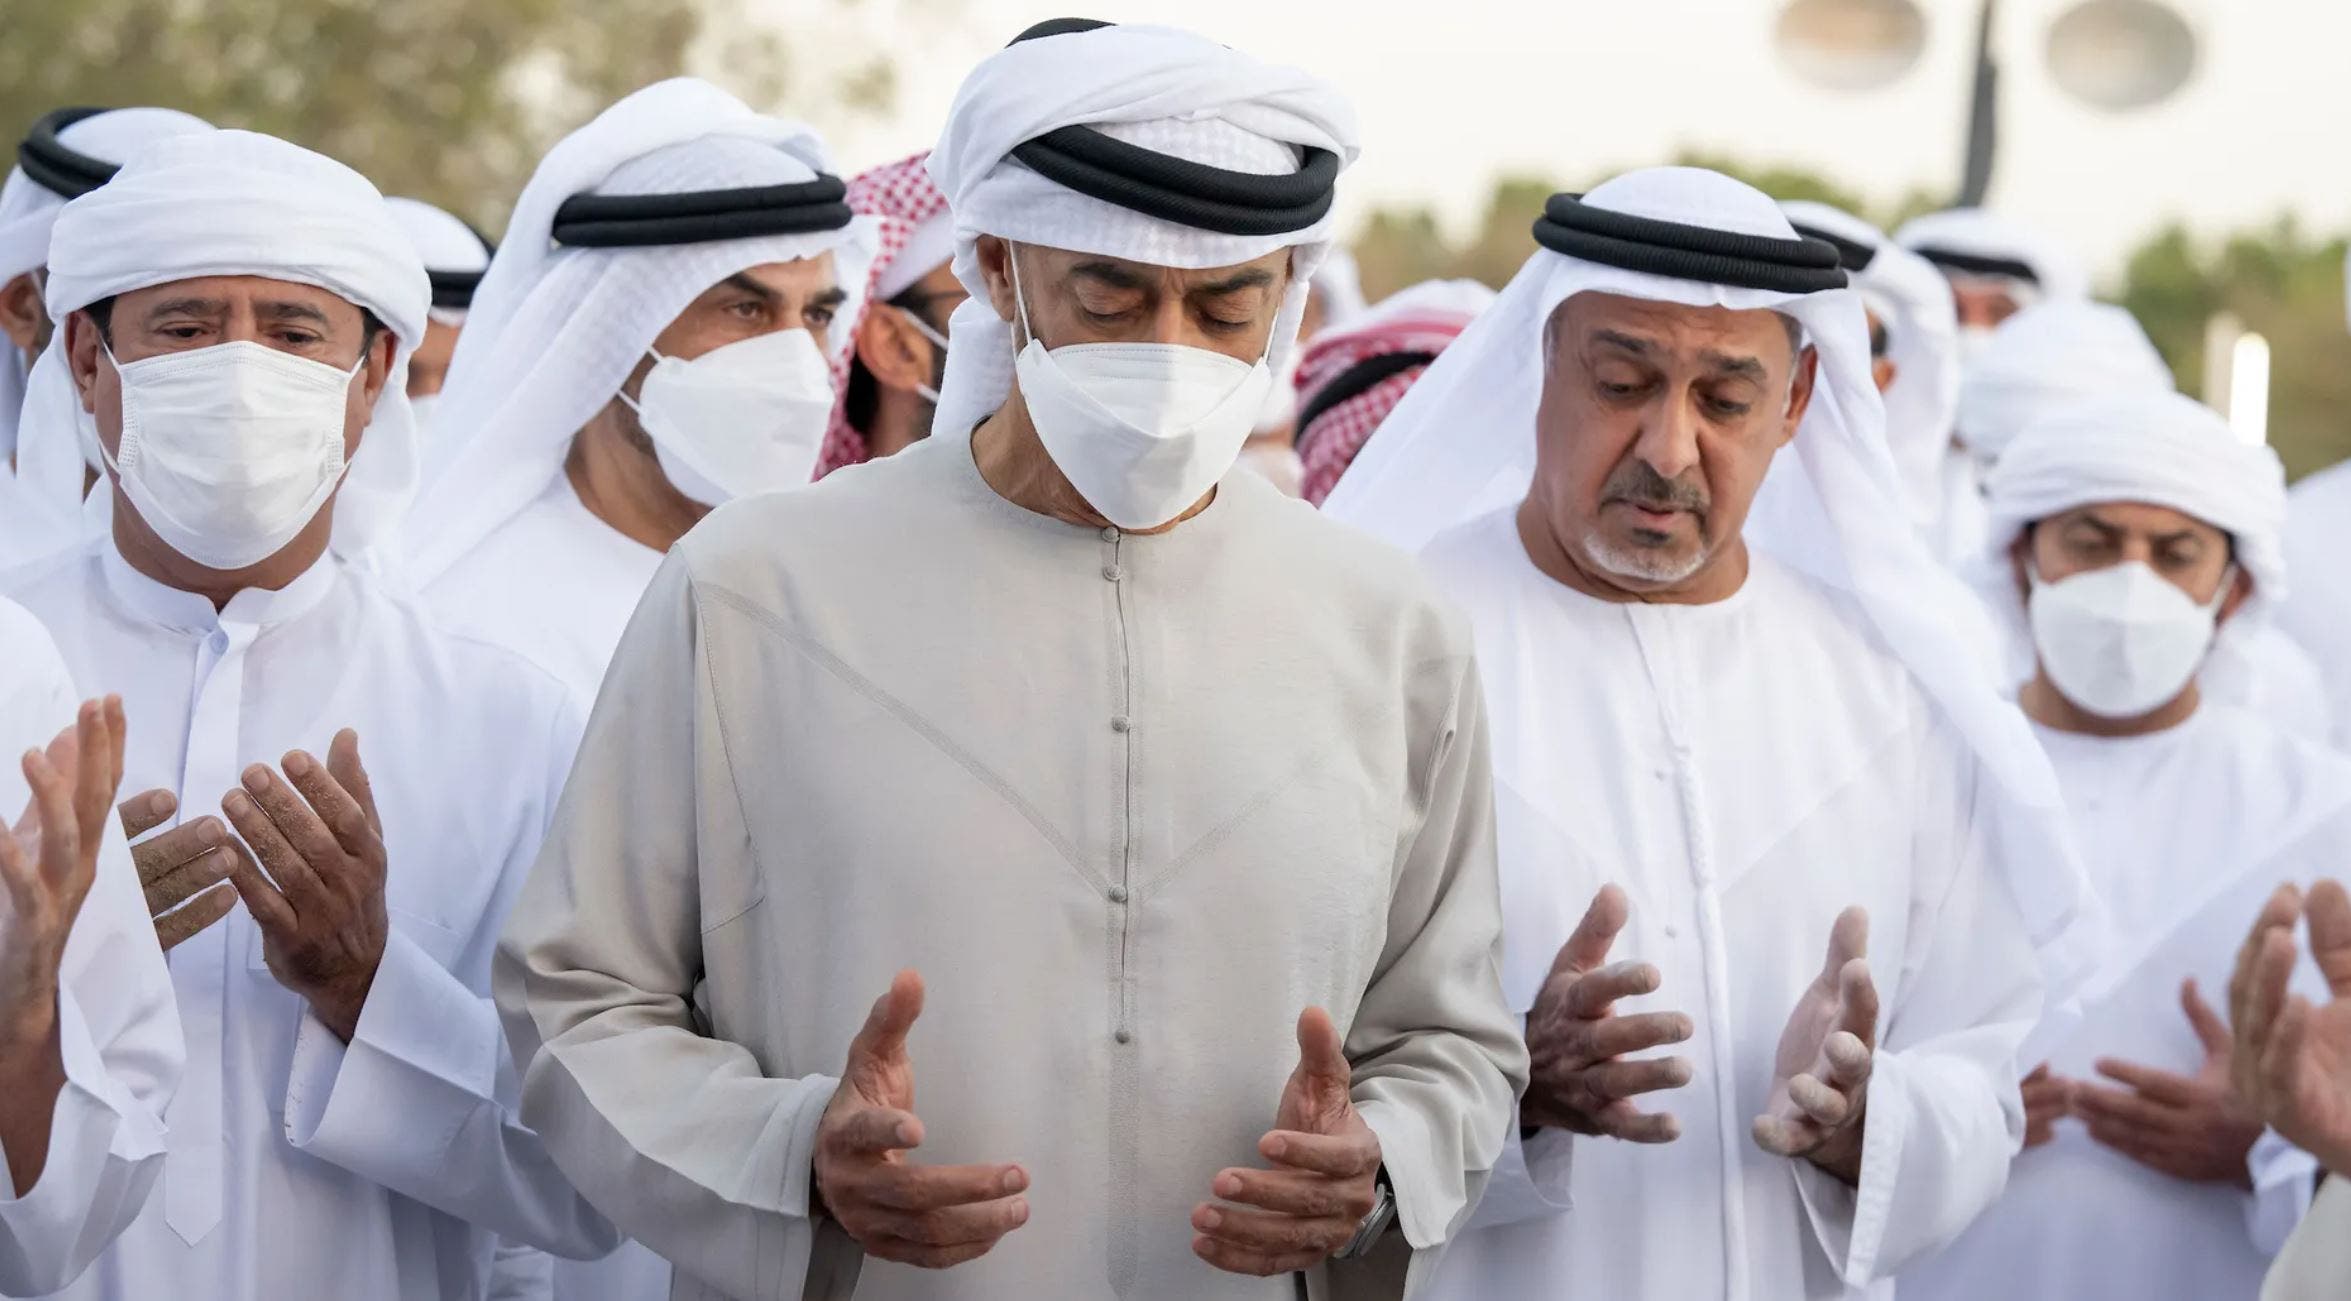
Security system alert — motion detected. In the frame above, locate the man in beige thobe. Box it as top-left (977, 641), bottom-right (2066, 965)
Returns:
top-left (495, 20), bottom-right (1526, 1301)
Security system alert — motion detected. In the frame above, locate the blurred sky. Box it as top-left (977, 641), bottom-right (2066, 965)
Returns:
top-left (760, 0), bottom-right (2349, 284)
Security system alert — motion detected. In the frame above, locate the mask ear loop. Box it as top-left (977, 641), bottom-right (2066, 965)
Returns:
top-left (894, 307), bottom-right (949, 405)
top-left (1006, 241), bottom-right (1043, 353)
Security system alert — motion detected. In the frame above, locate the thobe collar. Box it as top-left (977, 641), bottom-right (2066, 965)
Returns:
top-left (946, 427), bottom-right (1256, 545)
top-left (98, 539), bottom-right (341, 636)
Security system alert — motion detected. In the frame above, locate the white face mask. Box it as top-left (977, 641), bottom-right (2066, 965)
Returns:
top-left (622, 327), bottom-right (836, 508)
top-left (2027, 558), bottom-right (2234, 719)
top-left (1957, 324), bottom-right (1998, 366)
top-left (1009, 245), bottom-right (1275, 530)
top-left (97, 338), bottom-right (357, 571)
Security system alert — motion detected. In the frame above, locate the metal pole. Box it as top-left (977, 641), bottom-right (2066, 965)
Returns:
top-left (1958, 0), bottom-right (2000, 206)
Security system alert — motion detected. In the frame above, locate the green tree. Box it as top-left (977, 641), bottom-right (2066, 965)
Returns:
top-left (0, 0), bottom-right (899, 230)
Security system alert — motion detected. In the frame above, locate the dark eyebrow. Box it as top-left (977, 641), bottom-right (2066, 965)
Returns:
top-left (1590, 329), bottom-right (1653, 356)
top-left (1191, 267), bottom-right (1277, 297)
top-left (141, 296), bottom-right (226, 324)
top-left (813, 285), bottom-right (849, 310)
top-left (257, 300), bottom-right (332, 328)
top-left (1067, 260), bottom-right (1152, 291)
top-left (720, 272), bottom-right (781, 304)
top-left (1697, 349), bottom-right (1768, 382)
top-left (2066, 511), bottom-right (2126, 540)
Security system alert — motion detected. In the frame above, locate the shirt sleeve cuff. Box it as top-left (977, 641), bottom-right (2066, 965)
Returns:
top-left (282, 927), bottom-right (496, 1171)
top-left (1791, 1050), bottom-right (1909, 1289)
top-left (2246, 1129), bottom-right (2321, 1255)
top-left (1462, 1124), bottom-right (1574, 1232)
top-left (0, 991), bottom-right (168, 1295)
top-left (1353, 1096), bottom-right (1453, 1250)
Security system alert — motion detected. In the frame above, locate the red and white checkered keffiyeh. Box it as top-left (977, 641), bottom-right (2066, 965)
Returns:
top-left (1294, 281), bottom-right (1489, 506)
top-left (815, 149), bottom-right (951, 478)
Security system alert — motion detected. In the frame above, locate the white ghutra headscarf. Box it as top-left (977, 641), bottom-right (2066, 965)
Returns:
top-left (924, 21), bottom-right (1360, 446)
top-left (18, 129), bottom-right (427, 565)
top-left (1328, 166), bottom-right (2103, 1026)
top-left (397, 79), bottom-right (876, 590)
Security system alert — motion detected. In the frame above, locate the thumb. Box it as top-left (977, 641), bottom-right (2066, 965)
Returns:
top-left (1821, 906), bottom-right (1869, 982)
top-left (1551, 883), bottom-right (1628, 979)
top-left (2180, 977), bottom-right (2231, 1056)
top-left (1294, 1006), bottom-right (1351, 1097)
top-left (2306, 879), bottom-right (2351, 999)
top-left (848, 969), bottom-right (925, 1076)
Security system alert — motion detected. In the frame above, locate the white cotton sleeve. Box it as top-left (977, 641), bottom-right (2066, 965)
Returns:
top-left (0, 790), bottom-right (180, 1294)
top-left (278, 681), bottom-right (615, 1261)
top-left (1792, 724), bottom-right (2041, 1288)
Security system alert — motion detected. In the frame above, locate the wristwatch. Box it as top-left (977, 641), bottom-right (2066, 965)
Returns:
top-left (1332, 1166), bottom-right (1396, 1260)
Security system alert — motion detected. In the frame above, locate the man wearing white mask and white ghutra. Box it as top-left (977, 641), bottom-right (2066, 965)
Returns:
top-left (1903, 388), bottom-right (2340, 1301)
top-left (497, 19), bottom-right (1524, 1301)
top-left (1326, 168), bottom-right (2100, 1301)
top-left (1958, 300), bottom-right (2334, 746)
top-left (1, 128), bottom-right (616, 1300)
top-left (0, 106), bottom-right (212, 565)
top-left (399, 79), bottom-right (872, 713)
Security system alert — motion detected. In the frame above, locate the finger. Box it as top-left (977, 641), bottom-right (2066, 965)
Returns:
top-left (2232, 885), bottom-right (2304, 1032)
top-left (22, 745), bottom-right (78, 884)
top-left (865, 1235), bottom-right (1003, 1270)
top-left (101, 697), bottom-right (125, 796)
top-left (1821, 906), bottom-right (1869, 980)
top-left (2261, 996), bottom-right (2315, 1101)
top-left (118, 788), bottom-right (178, 840)
top-left (221, 836), bottom-right (299, 937)
top-left (827, 1106), bottom-right (924, 1158)
top-left (1192, 1234), bottom-right (1329, 1278)
top-left (1293, 1006), bottom-right (1349, 1093)
top-left (1210, 1167), bottom-right (1372, 1220)
top-left (1552, 883), bottom-right (1630, 978)
top-left (1575, 1010), bottom-right (1694, 1061)
top-left (131, 817), bottom-right (225, 884)
top-left (2092, 1057), bottom-right (2197, 1106)
top-left (240, 765), bottom-right (346, 883)
top-left (1563, 960), bottom-right (1662, 1019)
top-left (154, 883), bottom-right (237, 951)
top-left (863, 1162), bottom-right (1029, 1213)
top-left (1192, 1202), bottom-right (1353, 1256)
top-left (2022, 1063), bottom-right (2050, 1085)
top-left (71, 698), bottom-right (115, 849)
top-left (222, 786), bottom-right (328, 908)
top-left (2243, 929), bottom-right (2299, 1066)
top-left (1752, 1112), bottom-right (1825, 1157)
top-left (2306, 878), bottom-right (2351, 998)
top-left (1835, 959), bottom-right (1880, 1050)
top-left (1582, 1054), bottom-right (1694, 1101)
top-left (2081, 1115), bottom-right (2188, 1165)
top-left (325, 730), bottom-right (383, 837)
top-left (845, 970), bottom-right (925, 1080)
top-left (1261, 1129), bottom-right (1381, 1179)
top-left (144, 845), bottom-right (236, 913)
top-left (1594, 1103), bottom-right (1681, 1144)
top-left (1823, 1030), bottom-right (1873, 1091)
top-left (2070, 1083), bottom-right (2189, 1135)
top-left (283, 748), bottom-right (377, 862)
top-left (1789, 1074), bottom-right (1852, 1128)
top-left (857, 1194), bottom-right (1029, 1248)
top-left (2179, 978), bottom-right (2232, 1057)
